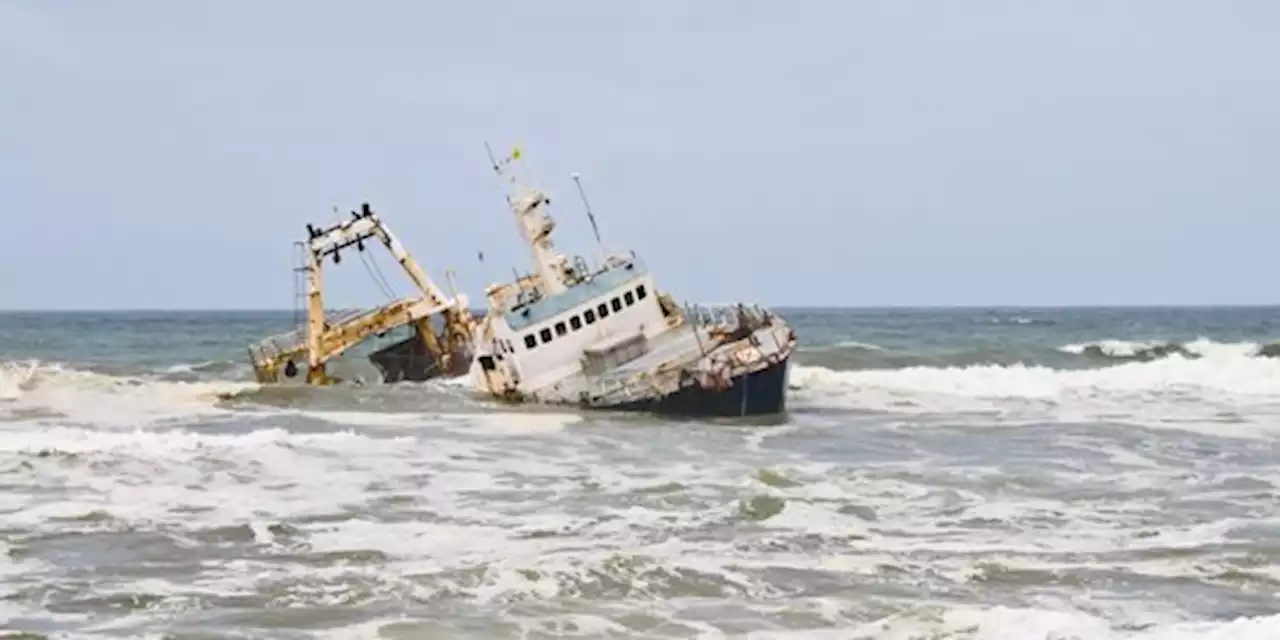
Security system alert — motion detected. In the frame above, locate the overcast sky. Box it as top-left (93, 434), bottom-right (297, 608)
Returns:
top-left (3, 1), bottom-right (1278, 309)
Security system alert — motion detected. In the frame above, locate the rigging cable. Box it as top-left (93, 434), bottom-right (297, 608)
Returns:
top-left (359, 245), bottom-right (397, 301)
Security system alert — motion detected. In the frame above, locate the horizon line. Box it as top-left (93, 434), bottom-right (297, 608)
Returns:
top-left (2, 303), bottom-right (1279, 313)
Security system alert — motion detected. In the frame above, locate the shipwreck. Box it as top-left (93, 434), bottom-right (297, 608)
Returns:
top-left (463, 147), bottom-right (797, 417)
top-left (246, 203), bottom-right (475, 386)
top-left (244, 149), bottom-right (798, 419)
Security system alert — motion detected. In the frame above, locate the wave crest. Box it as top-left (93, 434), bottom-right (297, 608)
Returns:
top-left (789, 349), bottom-right (1280, 434)
top-left (1060, 338), bottom-right (1268, 362)
top-left (1, 359), bottom-right (257, 427)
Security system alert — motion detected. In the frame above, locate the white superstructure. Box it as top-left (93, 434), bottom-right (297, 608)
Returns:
top-left (465, 145), bottom-right (795, 417)
top-left (467, 148), bottom-right (682, 398)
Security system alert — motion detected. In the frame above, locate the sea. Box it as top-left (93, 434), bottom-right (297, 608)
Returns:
top-left (2, 307), bottom-right (1279, 639)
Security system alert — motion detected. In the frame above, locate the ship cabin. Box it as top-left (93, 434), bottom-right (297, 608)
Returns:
top-left (474, 255), bottom-right (672, 394)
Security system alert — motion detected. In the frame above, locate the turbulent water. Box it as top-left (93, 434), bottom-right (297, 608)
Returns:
top-left (3, 307), bottom-right (1280, 639)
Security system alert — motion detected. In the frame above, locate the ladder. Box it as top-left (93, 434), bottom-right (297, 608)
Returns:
top-left (291, 239), bottom-right (307, 333)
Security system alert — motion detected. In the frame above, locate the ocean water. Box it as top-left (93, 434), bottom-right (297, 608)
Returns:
top-left (2, 307), bottom-right (1280, 639)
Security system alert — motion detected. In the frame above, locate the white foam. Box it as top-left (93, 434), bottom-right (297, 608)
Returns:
top-left (449, 411), bottom-right (584, 435)
top-left (315, 604), bottom-right (1280, 640)
top-left (832, 340), bottom-right (886, 351)
top-left (1060, 337), bottom-right (1262, 359)
top-left (3, 413), bottom-right (1273, 637)
top-left (0, 360), bottom-right (255, 427)
top-left (0, 426), bottom-right (433, 531)
top-left (283, 408), bottom-right (582, 434)
top-left (1061, 339), bottom-right (1171, 357)
top-left (297, 409), bottom-right (442, 428)
top-left (790, 351), bottom-right (1280, 436)
top-left (3, 352), bottom-right (1277, 637)
top-left (0, 359), bottom-right (39, 401)
top-left (747, 606), bottom-right (1280, 640)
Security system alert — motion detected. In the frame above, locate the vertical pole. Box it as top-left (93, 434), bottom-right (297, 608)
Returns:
top-left (305, 249), bottom-right (326, 384)
top-left (572, 172), bottom-right (606, 268)
top-left (444, 268), bottom-right (461, 302)
top-left (292, 241), bottom-right (304, 330)
top-left (691, 303), bottom-right (706, 356)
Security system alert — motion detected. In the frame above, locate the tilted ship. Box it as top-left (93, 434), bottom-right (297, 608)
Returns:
top-left (244, 203), bottom-right (475, 387)
top-left (464, 147), bottom-right (797, 417)
top-left (241, 148), bottom-right (797, 418)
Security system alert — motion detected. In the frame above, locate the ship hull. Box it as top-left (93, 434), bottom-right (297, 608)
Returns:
top-left (605, 353), bottom-right (791, 418)
top-left (369, 334), bottom-right (473, 383)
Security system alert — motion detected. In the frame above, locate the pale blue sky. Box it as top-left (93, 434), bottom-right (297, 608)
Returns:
top-left (3, 1), bottom-right (1278, 309)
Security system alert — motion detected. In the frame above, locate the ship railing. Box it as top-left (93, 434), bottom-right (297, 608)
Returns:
top-left (682, 302), bottom-right (770, 329)
top-left (246, 308), bottom-right (373, 366)
top-left (679, 301), bottom-right (774, 355)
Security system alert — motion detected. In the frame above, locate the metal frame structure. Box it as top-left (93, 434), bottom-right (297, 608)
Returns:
top-left (247, 203), bottom-right (474, 385)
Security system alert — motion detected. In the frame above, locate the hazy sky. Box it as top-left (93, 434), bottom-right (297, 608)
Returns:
top-left (3, 1), bottom-right (1278, 309)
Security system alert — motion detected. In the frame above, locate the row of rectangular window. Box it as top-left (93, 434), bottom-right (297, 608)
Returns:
top-left (524, 284), bottom-right (648, 349)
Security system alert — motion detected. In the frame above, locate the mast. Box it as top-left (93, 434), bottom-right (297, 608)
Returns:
top-left (572, 172), bottom-right (607, 268)
top-left (487, 144), bottom-right (573, 297)
top-left (304, 243), bottom-right (326, 383)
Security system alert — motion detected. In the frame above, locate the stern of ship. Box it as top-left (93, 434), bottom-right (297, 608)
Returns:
top-left (610, 313), bottom-right (797, 419)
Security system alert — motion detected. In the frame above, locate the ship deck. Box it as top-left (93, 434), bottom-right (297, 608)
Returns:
top-left (530, 319), bottom-right (793, 405)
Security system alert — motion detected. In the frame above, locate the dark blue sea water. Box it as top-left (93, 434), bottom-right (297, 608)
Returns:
top-left (2, 307), bottom-right (1279, 638)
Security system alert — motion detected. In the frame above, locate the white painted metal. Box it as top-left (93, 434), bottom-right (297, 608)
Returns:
top-left (465, 147), bottom-right (795, 412)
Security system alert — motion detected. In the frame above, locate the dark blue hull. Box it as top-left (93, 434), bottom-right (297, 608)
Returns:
top-left (606, 355), bottom-right (791, 418)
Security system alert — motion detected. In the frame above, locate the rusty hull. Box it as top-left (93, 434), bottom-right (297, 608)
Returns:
top-left (246, 203), bottom-right (475, 386)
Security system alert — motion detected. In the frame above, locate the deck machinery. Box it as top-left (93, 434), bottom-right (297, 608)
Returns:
top-left (246, 203), bottom-right (475, 385)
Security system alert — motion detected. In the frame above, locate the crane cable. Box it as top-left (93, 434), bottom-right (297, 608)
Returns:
top-left (360, 247), bottom-right (397, 302)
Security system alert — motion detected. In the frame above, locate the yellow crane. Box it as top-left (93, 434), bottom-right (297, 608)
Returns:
top-left (246, 203), bottom-right (475, 385)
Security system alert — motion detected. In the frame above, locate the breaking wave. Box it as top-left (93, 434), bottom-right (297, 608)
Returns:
top-left (791, 338), bottom-right (1280, 435)
top-left (799, 337), bottom-right (1280, 372)
top-left (1060, 338), bottom-right (1275, 362)
top-left (10, 335), bottom-right (1280, 435)
top-left (0, 359), bottom-right (256, 427)
top-left (0, 358), bottom-right (495, 425)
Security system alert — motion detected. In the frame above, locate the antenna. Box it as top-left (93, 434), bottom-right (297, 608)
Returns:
top-left (484, 141), bottom-right (499, 174)
top-left (571, 172), bottom-right (606, 267)
top-left (511, 265), bottom-right (525, 300)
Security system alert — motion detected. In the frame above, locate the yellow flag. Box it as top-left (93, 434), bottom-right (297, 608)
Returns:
top-left (510, 146), bottom-right (521, 161)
